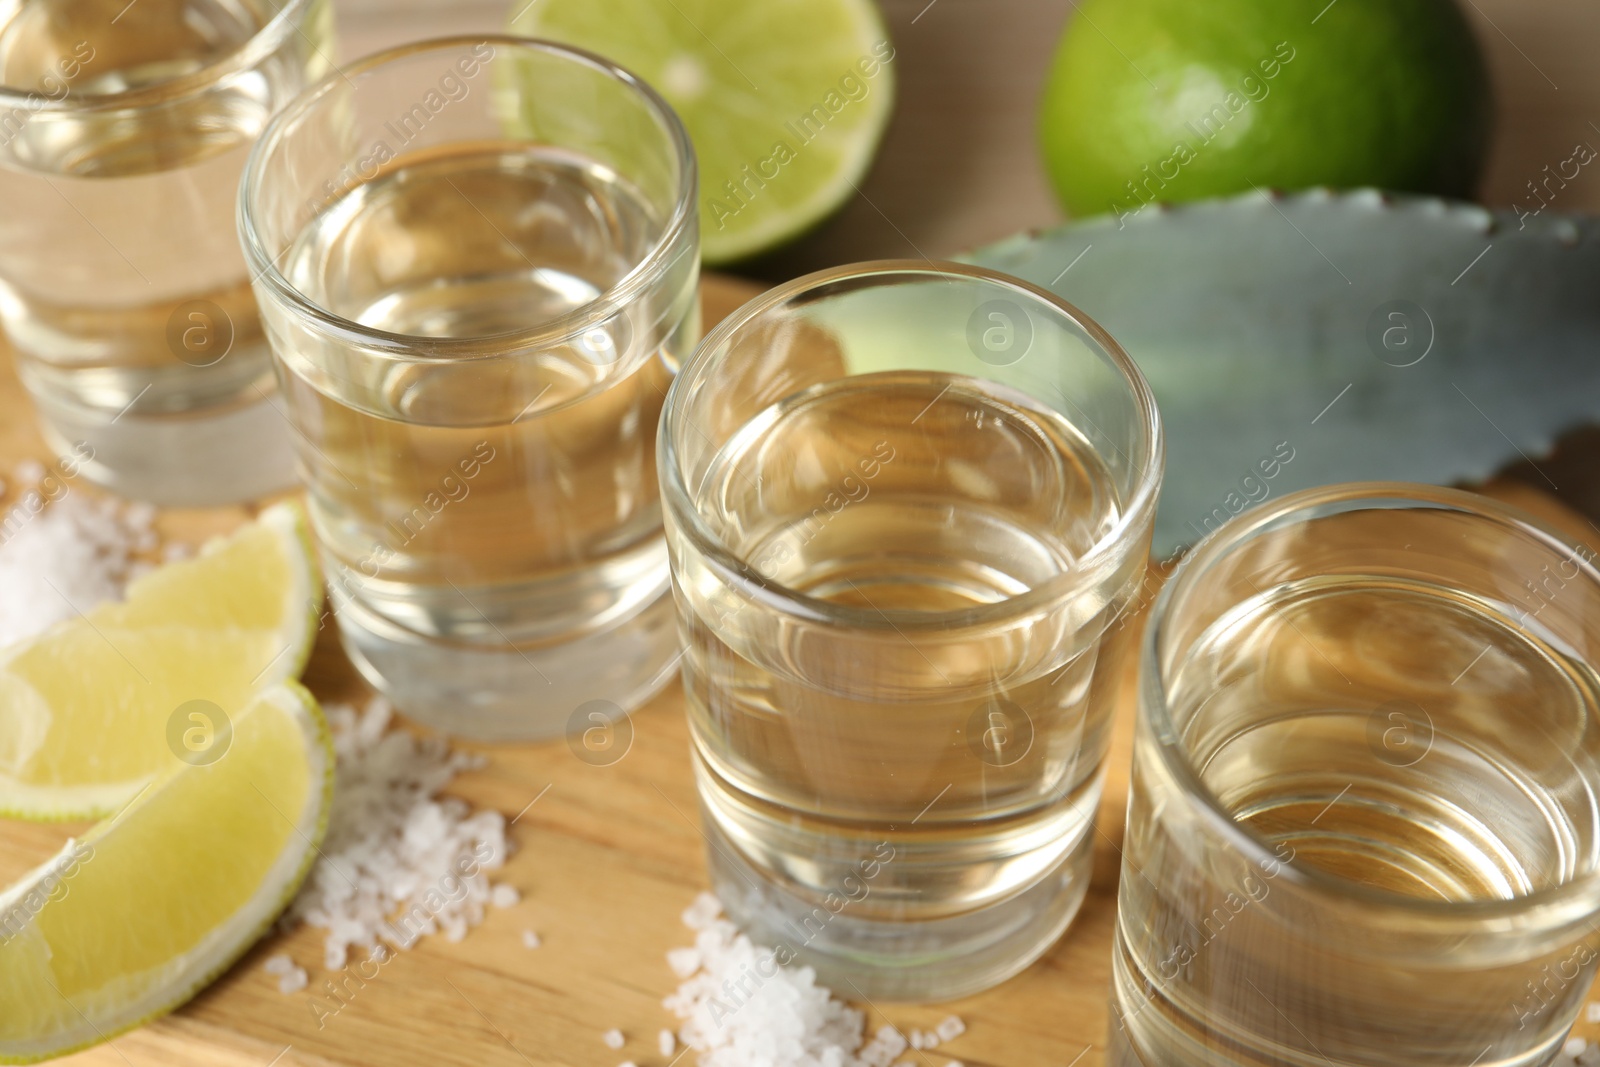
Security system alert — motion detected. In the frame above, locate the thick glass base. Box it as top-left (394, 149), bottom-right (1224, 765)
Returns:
top-left (1106, 1012), bottom-right (1146, 1067)
top-left (28, 383), bottom-right (297, 507)
top-left (333, 579), bottom-right (682, 742)
top-left (702, 796), bottom-right (1097, 1002)
top-left (1107, 944), bottom-right (1573, 1067)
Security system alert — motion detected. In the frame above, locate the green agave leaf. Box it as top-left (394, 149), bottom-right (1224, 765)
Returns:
top-left (967, 189), bottom-right (1600, 555)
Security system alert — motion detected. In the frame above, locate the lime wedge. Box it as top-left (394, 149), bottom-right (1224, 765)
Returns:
top-left (509, 0), bottom-right (897, 264)
top-left (0, 503), bottom-right (322, 820)
top-left (0, 682), bottom-right (331, 1064)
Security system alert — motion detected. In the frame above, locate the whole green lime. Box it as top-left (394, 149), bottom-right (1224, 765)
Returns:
top-left (1038, 0), bottom-right (1493, 218)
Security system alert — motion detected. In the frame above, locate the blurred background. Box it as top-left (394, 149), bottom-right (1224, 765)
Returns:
top-left (341, 0), bottom-right (1600, 279)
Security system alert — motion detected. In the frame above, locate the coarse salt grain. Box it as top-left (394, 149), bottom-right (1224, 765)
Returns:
top-left (277, 967), bottom-right (309, 995)
top-left (666, 946), bottom-right (701, 978)
top-left (491, 884), bottom-right (520, 909)
top-left (1556, 1039), bottom-right (1600, 1067)
top-left (659, 1029), bottom-right (676, 1055)
top-left (602, 1028), bottom-right (626, 1049)
top-left (521, 929), bottom-right (542, 949)
top-left (935, 1016), bottom-right (965, 1042)
top-left (681, 892), bottom-right (722, 929)
top-left (0, 478), bottom-right (514, 993)
top-left (663, 891), bottom-right (879, 1067)
top-left (261, 953), bottom-right (295, 976)
top-left (0, 478), bottom-right (164, 647)
top-left (858, 1026), bottom-right (908, 1067)
top-left (283, 696), bottom-right (508, 973)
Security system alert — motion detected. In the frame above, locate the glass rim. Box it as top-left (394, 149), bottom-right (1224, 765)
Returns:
top-left (236, 34), bottom-right (698, 362)
top-left (660, 258), bottom-right (1165, 633)
top-left (1141, 479), bottom-right (1600, 920)
top-left (0, 0), bottom-right (320, 110)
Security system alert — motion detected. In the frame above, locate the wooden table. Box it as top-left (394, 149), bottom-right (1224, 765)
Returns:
top-left (0, 275), bottom-right (1136, 1067)
top-left (0, 275), bottom-right (1594, 1067)
top-left (7, 0), bottom-right (1600, 1061)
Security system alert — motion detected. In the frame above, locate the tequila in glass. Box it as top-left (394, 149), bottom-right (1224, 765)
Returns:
top-left (0, 0), bottom-right (331, 504)
top-left (241, 38), bottom-right (697, 738)
top-left (660, 263), bottom-right (1162, 998)
top-left (1115, 485), bottom-right (1600, 1067)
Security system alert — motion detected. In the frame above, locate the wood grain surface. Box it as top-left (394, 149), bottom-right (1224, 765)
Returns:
top-left (7, 0), bottom-right (1600, 1061)
top-left (0, 275), bottom-right (1596, 1067)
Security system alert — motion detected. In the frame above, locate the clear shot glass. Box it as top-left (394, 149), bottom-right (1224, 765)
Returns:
top-left (0, 0), bottom-right (332, 505)
top-left (659, 261), bottom-right (1163, 1000)
top-left (1114, 483), bottom-right (1600, 1067)
top-left (239, 37), bottom-right (698, 739)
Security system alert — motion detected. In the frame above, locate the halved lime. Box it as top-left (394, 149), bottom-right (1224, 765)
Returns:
top-left (509, 0), bottom-right (896, 263)
top-left (0, 682), bottom-right (332, 1064)
top-left (0, 503), bottom-right (322, 820)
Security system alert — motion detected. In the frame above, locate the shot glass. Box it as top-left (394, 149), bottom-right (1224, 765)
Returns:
top-left (239, 37), bottom-right (698, 739)
top-left (1114, 483), bottom-right (1600, 1066)
top-left (659, 261), bottom-right (1163, 999)
top-left (0, 0), bottom-right (332, 505)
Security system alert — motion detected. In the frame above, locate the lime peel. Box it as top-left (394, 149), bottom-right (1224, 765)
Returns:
top-left (509, 0), bottom-right (897, 263)
top-left (0, 682), bottom-right (332, 1064)
top-left (0, 501), bottom-right (323, 821)
top-left (1038, 0), bottom-right (1493, 217)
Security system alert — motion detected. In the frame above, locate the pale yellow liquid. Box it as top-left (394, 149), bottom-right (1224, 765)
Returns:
top-left (1114, 575), bottom-right (1600, 1067)
top-left (279, 142), bottom-right (690, 644)
top-left (0, 0), bottom-right (329, 415)
top-left (685, 369), bottom-right (1127, 920)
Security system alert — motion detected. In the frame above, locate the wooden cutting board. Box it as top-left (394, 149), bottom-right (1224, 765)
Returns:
top-left (2, 273), bottom-right (1597, 1067)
